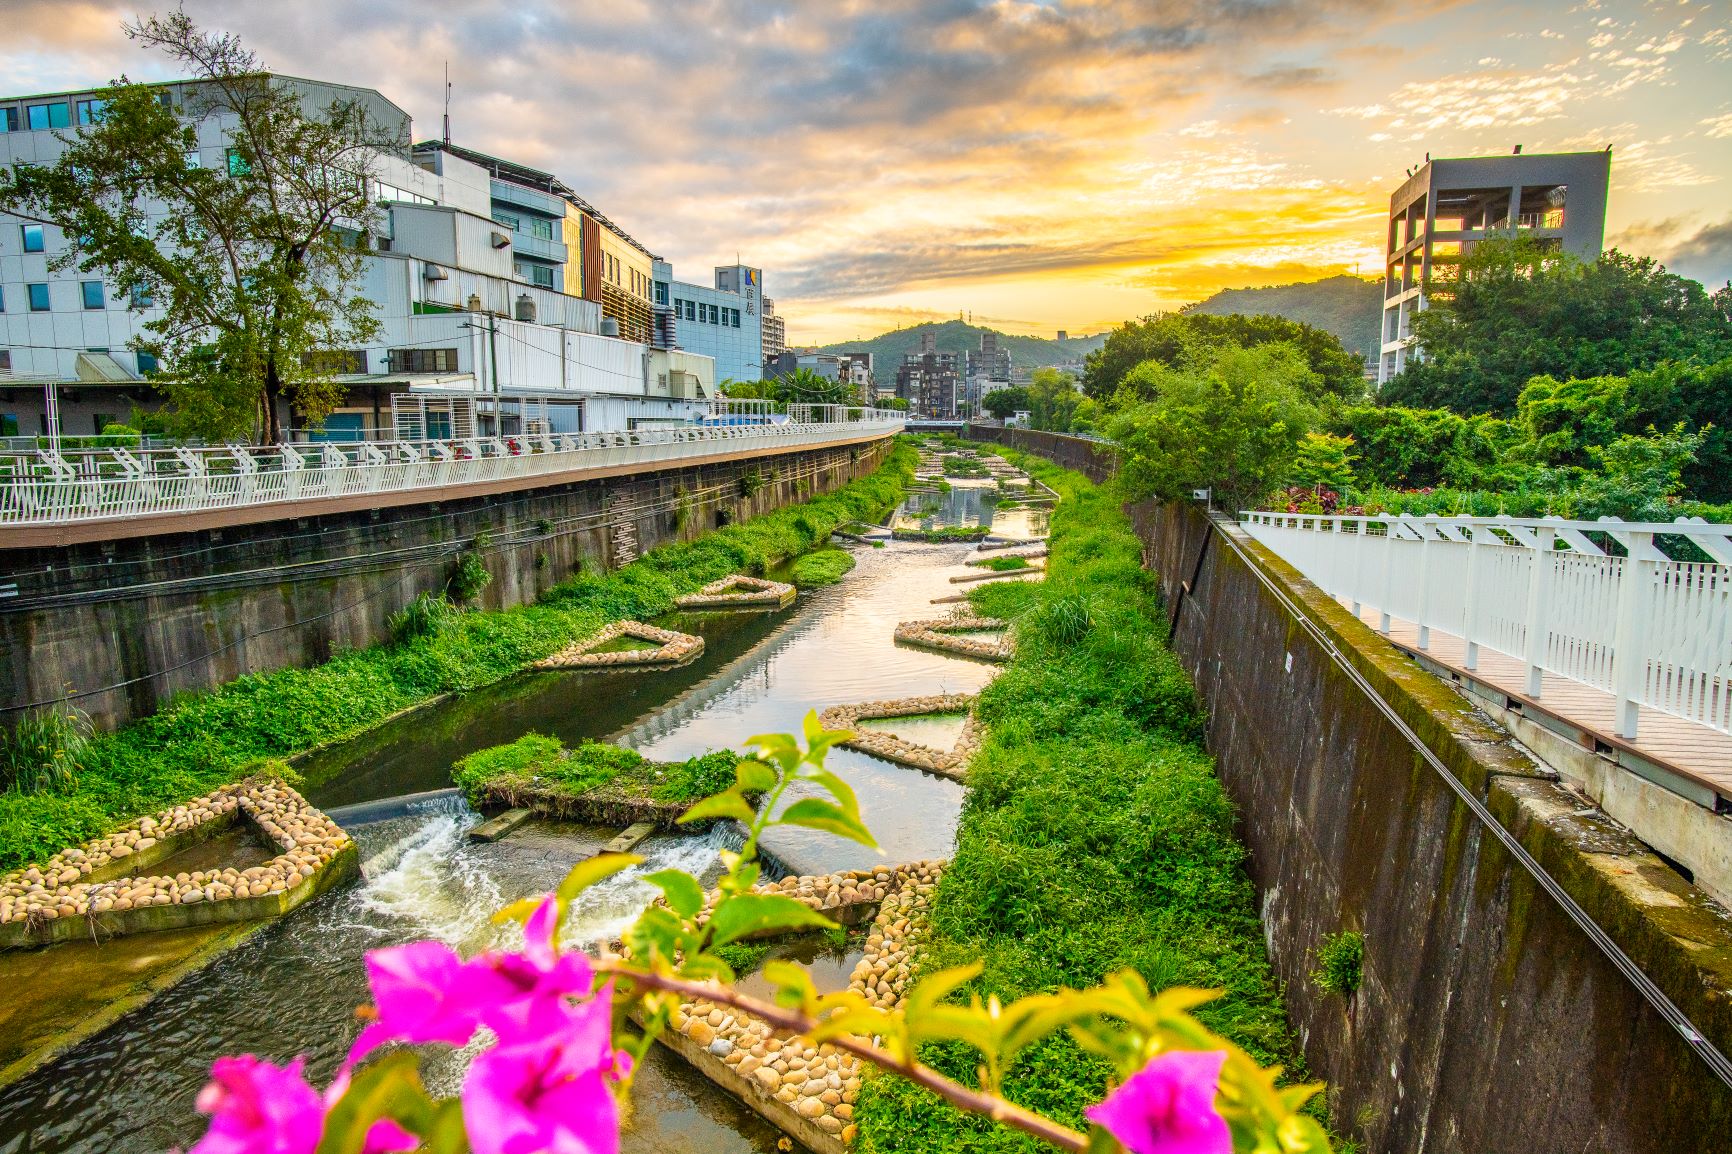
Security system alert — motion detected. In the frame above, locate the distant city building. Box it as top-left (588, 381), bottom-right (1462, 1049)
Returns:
top-left (760, 297), bottom-right (787, 364)
top-left (896, 346), bottom-right (961, 419)
top-left (1378, 149), bottom-right (1610, 386)
top-left (1056, 330), bottom-right (1067, 341)
top-left (967, 331), bottom-right (1011, 382)
top-left (650, 260), bottom-right (766, 383)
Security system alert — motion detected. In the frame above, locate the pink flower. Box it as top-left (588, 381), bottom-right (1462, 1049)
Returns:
top-left (462, 994), bottom-right (621, 1154)
top-left (189, 1056), bottom-right (324, 1154)
top-left (1085, 1050), bottom-right (1231, 1154)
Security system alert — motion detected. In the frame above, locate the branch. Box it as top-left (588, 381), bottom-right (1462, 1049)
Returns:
top-left (602, 962), bottom-right (1090, 1153)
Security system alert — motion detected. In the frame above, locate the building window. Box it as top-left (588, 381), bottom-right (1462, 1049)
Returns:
top-left (129, 283), bottom-right (154, 309)
top-left (492, 209), bottom-right (521, 231)
top-left (226, 148), bottom-right (252, 177)
top-left (26, 102), bottom-right (70, 131)
top-left (27, 284), bottom-right (50, 312)
top-left (184, 150), bottom-right (202, 169)
top-left (136, 351), bottom-right (159, 376)
top-left (302, 349), bottom-right (367, 374)
top-left (21, 224), bottom-right (45, 253)
top-left (0, 413), bottom-right (17, 437)
top-left (81, 281), bottom-right (105, 310)
top-left (0, 351), bottom-right (10, 374)
top-left (75, 99), bottom-right (108, 125)
top-left (0, 286), bottom-right (5, 312)
top-left (0, 108), bottom-right (18, 133)
top-left (388, 347), bottom-right (459, 373)
top-left (655, 282), bottom-right (668, 306)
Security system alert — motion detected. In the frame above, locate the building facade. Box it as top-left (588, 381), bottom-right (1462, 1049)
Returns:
top-left (895, 339), bottom-right (961, 419)
top-left (760, 296), bottom-right (787, 364)
top-left (651, 260), bottom-right (766, 383)
top-left (1378, 149), bottom-right (1610, 385)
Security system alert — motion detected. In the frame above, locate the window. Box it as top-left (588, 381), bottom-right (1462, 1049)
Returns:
top-left (302, 349), bottom-right (368, 375)
top-left (27, 284), bottom-right (50, 312)
top-left (21, 224), bottom-right (45, 253)
top-left (684, 300), bottom-right (695, 321)
top-left (0, 351), bottom-right (10, 374)
top-left (26, 102), bottom-right (70, 130)
top-left (529, 265), bottom-right (554, 288)
top-left (654, 282), bottom-right (668, 306)
top-left (129, 283), bottom-right (154, 309)
top-left (92, 413), bottom-right (115, 435)
top-left (731, 308), bottom-right (741, 328)
top-left (184, 150), bottom-right (202, 169)
top-left (226, 148), bottom-right (252, 177)
top-left (0, 108), bottom-right (17, 133)
top-left (0, 414), bottom-right (17, 437)
top-left (0, 286), bottom-right (4, 312)
top-left (75, 99), bottom-right (107, 125)
top-left (389, 347), bottom-right (459, 373)
top-left (492, 209), bottom-right (521, 231)
top-left (136, 351), bottom-right (159, 376)
top-left (81, 281), bottom-right (105, 310)
top-left (529, 217), bottom-right (554, 240)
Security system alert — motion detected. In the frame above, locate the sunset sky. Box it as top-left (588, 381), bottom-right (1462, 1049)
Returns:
top-left (9, 0), bottom-right (1731, 345)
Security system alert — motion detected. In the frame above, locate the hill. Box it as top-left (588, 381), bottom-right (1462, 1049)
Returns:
top-left (1181, 275), bottom-right (1383, 361)
top-left (811, 320), bottom-right (1106, 372)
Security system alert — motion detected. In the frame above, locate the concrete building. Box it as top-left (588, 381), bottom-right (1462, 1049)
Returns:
top-left (1378, 148), bottom-right (1610, 385)
top-left (0, 76), bottom-right (713, 439)
top-left (968, 330), bottom-right (1011, 382)
top-left (651, 260), bottom-right (766, 383)
top-left (760, 296), bottom-right (787, 364)
top-left (895, 345), bottom-right (961, 419)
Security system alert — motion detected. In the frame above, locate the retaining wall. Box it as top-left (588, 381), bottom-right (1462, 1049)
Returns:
top-left (0, 438), bottom-right (894, 730)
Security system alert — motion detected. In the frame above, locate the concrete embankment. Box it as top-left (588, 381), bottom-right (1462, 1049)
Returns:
top-left (967, 424), bottom-right (1732, 1154)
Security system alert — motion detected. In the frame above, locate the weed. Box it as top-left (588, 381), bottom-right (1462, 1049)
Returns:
top-left (791, 549), bottom-right (857, 587)
top-left (388, 591), bottom-right (462, 644)
top-left (449, 532), bottom-right (493, 604)
top-left (0, 703), bottom-right (92, 795)
top-left (1312, 930), bottom-right (1365, 997)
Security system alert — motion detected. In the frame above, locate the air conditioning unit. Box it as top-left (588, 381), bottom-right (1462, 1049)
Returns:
top-left (423, 263), bottom-right (448, 281)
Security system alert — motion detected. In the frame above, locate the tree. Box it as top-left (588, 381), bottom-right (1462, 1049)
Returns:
top-left (1326, 404), bottom-right (1517, 489)
top-left (1289, 432), bottom-right (1357, 493)
top-left (1106, 343), bottom-right (1318, 508)
top-left (1083, 312), bottom-right (1364, 402)
top-left (0, 14), bottom-right (395, 443)
top-left (1383, 236), bottom-right (1732, 416)
top-left (982, 386), bottom-right (1030, 420)
top-left (770, 366), bottom-right (858, 406)
top-left (1027, 368), bottom-right (1082, 432)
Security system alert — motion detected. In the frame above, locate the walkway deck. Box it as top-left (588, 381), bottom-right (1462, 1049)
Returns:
top-left (1350, 603), bottom-right (1732, 806)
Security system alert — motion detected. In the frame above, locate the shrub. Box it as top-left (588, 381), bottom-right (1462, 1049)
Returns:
top-left (0, 703), bottom-right (93, 795)
top-left (1312, 930), bottom-right (1365, 997)
top-left (449, 532), bottom-right (493, 604)
top-left (388, 591), bottom-right (462, 644)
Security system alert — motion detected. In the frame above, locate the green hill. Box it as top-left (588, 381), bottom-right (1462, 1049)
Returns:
top-left (812, 320), bottom-right (1105, 371)
top-left (1181, 275), bottom-right (1383, 361)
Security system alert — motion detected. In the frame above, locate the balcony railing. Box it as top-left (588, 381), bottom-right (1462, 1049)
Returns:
top-left (0, 411), bottom-right (906, 530)
top-left (1240, 511), bottom-right (1732, 739)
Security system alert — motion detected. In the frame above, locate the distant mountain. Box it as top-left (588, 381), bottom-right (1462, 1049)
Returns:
top-left (1181, 276), bottom-right (1383, 361)
top-left (811, 319), bottom-right (1106, 372)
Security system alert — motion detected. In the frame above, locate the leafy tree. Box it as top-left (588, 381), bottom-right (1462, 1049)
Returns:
top-left (1288, 432), bottom-right (1357, 493)
top-left (1107, 344), bottom-right (1318, 508)
top-left (1383, 236), bottom-right (1732, 416)
top-left (0, 14), bottom-right (395, 443)
top-left (982, 386), bottom-right (1031, 420)
top-left (1026, 368), bottom-right (1082, 432)
top-left (1326, 404), bottom-right (1517, 489)
top-left (767, 366), bottom-right (860, 406)
top-left (1566, 425), bottom-right (1704, 521)
top-left (1083, 312), bottom-right (1364, 402)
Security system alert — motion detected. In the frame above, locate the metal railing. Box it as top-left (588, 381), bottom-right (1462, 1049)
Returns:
top-left (1240, 511), bottom-right (1732, 739)
top-left (0, 412), bottom-right (905, 529)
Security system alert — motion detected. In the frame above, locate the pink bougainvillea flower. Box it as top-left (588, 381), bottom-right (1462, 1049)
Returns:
top-left (189, 1055), bottom-right (325, 1154)
top-left (1085, 1049), bottom-right (1231, 1154)
top-left (320, 1070), bottom-right (421, 1154)
top-left (481, 897), bottom-right (599, 1043)
top-left (462, 988), bottom-right (622, 1154)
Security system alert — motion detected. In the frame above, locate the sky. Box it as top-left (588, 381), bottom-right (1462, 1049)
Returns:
top-left (7, 0), bottom-right (1731, 345)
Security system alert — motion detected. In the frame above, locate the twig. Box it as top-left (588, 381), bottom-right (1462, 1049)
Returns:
top-left (604, 962), bottom-right (1089, 1153)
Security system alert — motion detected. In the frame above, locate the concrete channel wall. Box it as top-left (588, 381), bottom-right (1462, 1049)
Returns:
top-left (0, 437), bottom-right (894, 730)
top-left (967, 426), bottom-right (1732, 1153)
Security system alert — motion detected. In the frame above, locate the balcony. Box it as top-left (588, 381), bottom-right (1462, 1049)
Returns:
top-left (489, 180), bottom-right (567, 220)
top-left (509, 231), bottom-right (568, 265)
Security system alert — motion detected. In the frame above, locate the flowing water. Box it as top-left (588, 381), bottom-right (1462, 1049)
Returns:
top-left (0, 497), bottom-right (1039, 1153)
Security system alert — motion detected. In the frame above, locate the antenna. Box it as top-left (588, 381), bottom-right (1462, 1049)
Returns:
top-left (442, 62), bottom-right (452, 144)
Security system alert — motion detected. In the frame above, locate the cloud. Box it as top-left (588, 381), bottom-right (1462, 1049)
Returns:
top-left (1661, 217), bottom-right (1732, 287)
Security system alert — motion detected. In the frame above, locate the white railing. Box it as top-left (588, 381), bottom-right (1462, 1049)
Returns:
top-left (1240, 511), bottom-right (1732, 740)
top-left (0, 413), bottom-right (905, 529)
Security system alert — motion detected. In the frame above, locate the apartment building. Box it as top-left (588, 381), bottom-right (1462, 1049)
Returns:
top-left (1377, 148), bottom-right (1610, 385)
top-left (895, 333), bottom-right (961, 418)
top-left (760, 296), bottom-right (788, 364)
top-left (651, 260), bottom-right (766, 383)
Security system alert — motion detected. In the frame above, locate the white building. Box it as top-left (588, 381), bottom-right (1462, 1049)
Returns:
top-left (0, 76), bottom-right (715, 441)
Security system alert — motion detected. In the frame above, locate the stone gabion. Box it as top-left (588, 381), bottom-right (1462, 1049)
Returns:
top-left (818, 695), bottom-right (980, 779)
top-left (533, 621), bottom-right (705, 669)
top-left (666, 861), bottom-right (945, 1147)
top-left (892, 616), bottom-right (1014, 662)
top-left (675, 575), bottom-right (797, 610)
top-left (0, 779), bottom-right (351, 926)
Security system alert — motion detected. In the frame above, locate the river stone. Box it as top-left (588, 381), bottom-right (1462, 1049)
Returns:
top-left (686, 1021), bottom-right (715, 1048)
top-left (707, 1038), bottom-right (733, 1058)
top-left (795, 1097), bottom-right (826, 1120)
top-left (752, 1067), bottom-right (780, 1092)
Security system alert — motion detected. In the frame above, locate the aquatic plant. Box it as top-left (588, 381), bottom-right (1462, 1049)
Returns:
top-left (185, 717), bottom-right (1332, 1154)
top-left (790, 548), bottom-right (857, 587)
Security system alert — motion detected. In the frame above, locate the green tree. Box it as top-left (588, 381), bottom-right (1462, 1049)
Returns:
top-left (1289, 432), bottom-right (1357, 493)
top-left (1383, 236), bottom-right (1732, 416)
top-left (1568, 425), bottom-right (1704, 521)
top-left (981, 386), bottom-right (1031, 420)
top-left (0, 14), bottom-right (395, 443)
top-left (1027, 368), bottom-right (1081, 431)
top-left (1326, 404), bottom-right (1518, 489)
top-left (1107, 343), bottom-right (1318, 508)
top-left (769, 366), bottom-right (858, 406)
top-left (1084, 312), bottom-right (1364, 401)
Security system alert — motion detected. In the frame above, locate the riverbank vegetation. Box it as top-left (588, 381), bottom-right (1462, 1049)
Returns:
top-left (0, 442), bottom-right (915, 870)
top-left (452, 734), bottom-right (736, 808)
top-left (855, 449), bottom-right (1307, 1151)
top-left (789, 549), bottom-right (857, 587)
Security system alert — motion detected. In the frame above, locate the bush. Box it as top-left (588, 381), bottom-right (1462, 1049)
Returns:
top-left (452, 734), bottom-right (739, 807)
top-left (0, 703), bottom-right (93, 795)
top-left (790, 549), bottom-right (856, 587)
top-left (388, 591), bottom-right (463, 644)
top-left (1312, 931), bottom-right (1365, 998)
top-left (448, 532), bottom-right (493, 604)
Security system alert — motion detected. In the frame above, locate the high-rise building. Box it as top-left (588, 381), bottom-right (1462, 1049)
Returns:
top-left (967, 330), bottom-right (1011, 382)
top-left (760, 297), bottom-right (787, 364)
top-left (896, 348), bottom-right (961, 419)
top-left (1377, 149), bottom-right (1610, 386)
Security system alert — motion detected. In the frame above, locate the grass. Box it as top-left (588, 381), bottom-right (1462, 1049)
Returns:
top-left (451, 733), bottom-right (736, 806)
top-left (854, 447), bottom-right (1305, 1153)
top-left (790, 549), bottom-right (857, 587)
top-left (0, 441), bottom-right (915, 870)
top-left (980, 556), bottom-right (1031, 572)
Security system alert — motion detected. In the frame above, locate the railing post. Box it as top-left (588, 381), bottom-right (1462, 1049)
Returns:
top-left (1461, 519), bottom-right (1482, 671)
top-left (1349, 519), bottom-right (1364, 618)
top-left (1416, 516), bottom-right (1434, 649)
top-left (1377, 518), bottom-right (1395, 635)
top-left (1522, 526), bottom-right (1555, 697)
top-left (1611, 531), bottom-right (1655, 740)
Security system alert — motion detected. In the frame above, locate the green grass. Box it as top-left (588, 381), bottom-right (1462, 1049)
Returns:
top-left (790, 549), bottom-right (857, 587)
top-left (0, 442), bottom-right (915, 870)
top-left (854, 447), bottom-right (1304, 1153)
top-left (452, 733), bottom-right (736, 806)
top-left (980, 556), bottom-right (1031, 572)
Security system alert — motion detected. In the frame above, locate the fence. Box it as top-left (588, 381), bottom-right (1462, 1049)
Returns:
top-left (1239, 511), bottom-right (1732, 739)
top-left (0, 411), bottom-right (905, 529)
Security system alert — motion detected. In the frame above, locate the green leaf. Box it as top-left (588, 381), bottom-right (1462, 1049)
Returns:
top-left (557, 852), bottom-right (643, 903)
top-left (735, 758), bottom-right (779, 793)
top-left (492, 895), bottom-right (544, 926)
top-left (645, 868), bottom-right (706, 919)
top-left (706, 892), bottom-right (836, 947)
top-left (315, 1051), bottom-right (431, 1154)
top-left (902, 962), bottom-right (982, 1022)
top-left (800, 766), bottom-right (864, 816)
top-left (777, 798), bottom-right (878, 848)
top-left (678, 790), bottom-right (758, 826)
top-left (763, 958), bottom-right (819, 1011)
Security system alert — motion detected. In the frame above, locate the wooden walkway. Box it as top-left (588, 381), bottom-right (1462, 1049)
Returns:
top-left (1349, 604), bottom-right (1732, 805)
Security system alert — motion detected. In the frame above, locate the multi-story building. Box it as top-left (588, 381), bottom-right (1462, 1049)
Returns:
top-left (1377, 149), bottom-right (1610, 385)
top-left (651, 260), bottom-right (766, 383)
top-left (895, 334), bottom-right (961, 419)
top-left (0, 77), bottom-right (714, 439)
top-left (760, 296), bottom-right (787, 365)
top-left (967, 330), bottom-right (1011, 382)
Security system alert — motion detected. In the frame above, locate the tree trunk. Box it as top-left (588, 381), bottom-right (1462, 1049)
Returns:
top-left (261, 359), bottom-right (285, 444)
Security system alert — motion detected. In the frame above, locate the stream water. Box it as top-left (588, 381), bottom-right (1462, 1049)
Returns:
top-left (0, 477), bottom-right (1041, 1154)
